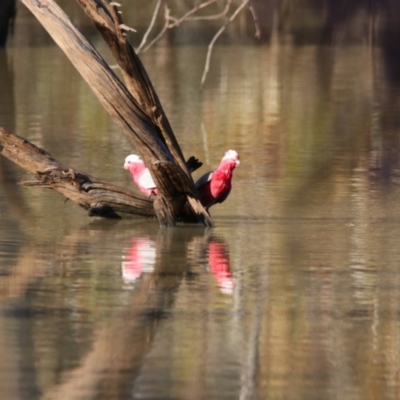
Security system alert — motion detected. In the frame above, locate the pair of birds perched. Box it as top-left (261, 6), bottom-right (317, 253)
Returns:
top-left (123, 150), bottom-right (240, 211)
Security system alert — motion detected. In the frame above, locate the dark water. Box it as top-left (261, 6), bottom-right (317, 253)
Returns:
top-left (2, 2), bottom-right (400, 400)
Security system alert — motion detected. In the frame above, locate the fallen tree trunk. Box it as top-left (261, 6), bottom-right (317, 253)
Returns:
top-left (17, 0), bottom-right (213, 226)
top-left (0, 128), bottom-right (155, 218)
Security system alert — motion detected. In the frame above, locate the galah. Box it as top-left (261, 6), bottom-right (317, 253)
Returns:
top-left (124, 154), bottom-right (203, 197)
top-left (123, 154), bottom-right (158, 197)
top-left (195, 150), bottom-right (240, 211)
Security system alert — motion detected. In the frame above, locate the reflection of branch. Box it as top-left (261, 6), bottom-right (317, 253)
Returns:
top-left (139, 0), bottom-right (219, 53)
top-left (201, 0), bottom-right (250, 87)
top-left (41, 228), bottom-right (205, 400)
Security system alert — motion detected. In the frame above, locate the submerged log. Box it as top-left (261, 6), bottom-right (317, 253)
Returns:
top-left (0, 128), bottom-right (155, 218)
top-left (18, 0), bottom-right (213, 227)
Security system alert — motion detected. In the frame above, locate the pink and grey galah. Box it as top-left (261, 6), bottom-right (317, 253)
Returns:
top-left (123, 154), bottom-right (158, 197)
top-left (195, 150), bottom-right (240, 211)
top-left (124, 150), bottom-right (239, 210)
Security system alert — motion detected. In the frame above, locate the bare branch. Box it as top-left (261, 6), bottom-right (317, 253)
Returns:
top-left (20, 0), bottom-right (213, 226)
top-left (201, 0), bottom-right (250, 88)
top-left (174, 0), bottom-right (219, 24)
top-left (136, 0), bottom-right (163, 53)
top-left (140, 0), bottom-right (219, 53)
top-left (140, 2), bottom-right (170, 54)
top-left (248, 0), bottom-right (261, 39)
top-left (188, 0), bottom-right (232, 21)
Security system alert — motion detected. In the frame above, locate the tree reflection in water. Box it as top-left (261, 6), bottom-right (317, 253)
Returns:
top-left (21, 227), bottom-right (237, 400)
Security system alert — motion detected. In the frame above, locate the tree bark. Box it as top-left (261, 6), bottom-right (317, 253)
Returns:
top-left (0, 128), bottom-right (155, 218)
top-left (18, 0), bottom-right (213, 226)
top-left (76, 0), bottom-right (190, 177)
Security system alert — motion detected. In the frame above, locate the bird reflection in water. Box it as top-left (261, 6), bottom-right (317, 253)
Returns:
top-left (121, 237), bottom-right (156, 287)
top-left (121, 234), bottom-right (234, 294)
top-left (207, 241), bottom-right (234, 295)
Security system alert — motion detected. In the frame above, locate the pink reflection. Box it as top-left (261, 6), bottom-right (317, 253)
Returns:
top-left (208, 242), bottom-right (234, 295)
top-left (122, 237), bottom-right (156, 284)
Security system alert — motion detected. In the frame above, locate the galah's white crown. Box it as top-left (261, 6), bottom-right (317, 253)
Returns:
top-left (124, 154), bottom-right (144, 169)
top-left (222, 150), bottom-right (240, 165)
top-left (124, 154), bottom-right (142, 164)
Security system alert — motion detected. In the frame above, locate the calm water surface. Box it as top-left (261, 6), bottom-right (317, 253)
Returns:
top-left (2, 4), bottom-right (400, 400)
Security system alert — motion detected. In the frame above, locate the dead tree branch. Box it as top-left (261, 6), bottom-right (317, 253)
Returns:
top-left (187, 0), bottom-right (233, 21)
top-left (136, 0), bottom-right (252, 87)
top-left (169, 0), bottom-right (220, 24)
top-left (18, 0), bottom-right (212, 226)
top-left (0, 128), bottom-right (155, 218)
top-left (75, 0), bottom-right (189, 177)
top-left (248, 0), bottom-right (261, 39)
top-left (140, 2), bottom-right (171, 53)
top-left (201, 0), bottom-right (250, 87)
top-left (139, 0), bottom-right (220, 53)
top-left (136, 0), bottom-right (163, 53)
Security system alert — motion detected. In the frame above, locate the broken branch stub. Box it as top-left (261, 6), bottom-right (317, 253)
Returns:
top-left (20, 0), bottom-right (213, 226)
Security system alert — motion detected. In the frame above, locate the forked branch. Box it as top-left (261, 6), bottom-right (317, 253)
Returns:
top-left (135, 0), bottom-right (255, 87)
top-left (16, 0), bottom-right (213, 226)
top-left (201, 0), bottom-right (250, 87)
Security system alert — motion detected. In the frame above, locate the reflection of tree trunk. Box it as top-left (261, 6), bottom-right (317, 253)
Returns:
top-left (41, 275), bottom-right (157, 400)
top-left (41, 228), bottom-right (203, 400)
top-left (0, 226), bottom-right (192, 400)
top-left (0, 311), bottom-right (29, 399)
top-left (0, 0), bottom-right (15, 47)
top-left (0, 246), bottom-right (50, 400)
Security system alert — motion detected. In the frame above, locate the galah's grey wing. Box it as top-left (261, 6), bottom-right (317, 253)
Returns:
top-left (195, 171), bottom-right (213, 189)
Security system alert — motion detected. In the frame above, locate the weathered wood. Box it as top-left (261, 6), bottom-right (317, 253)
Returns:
top-left (0, 128), bottom-right (155, 218)
top-left (20, 0), bottom-right (213, 226)
top-left (76, 0), bottom-right (190, 177)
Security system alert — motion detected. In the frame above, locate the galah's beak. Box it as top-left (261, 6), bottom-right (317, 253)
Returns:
top-left (124, 163), bottom-right (128, 170)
